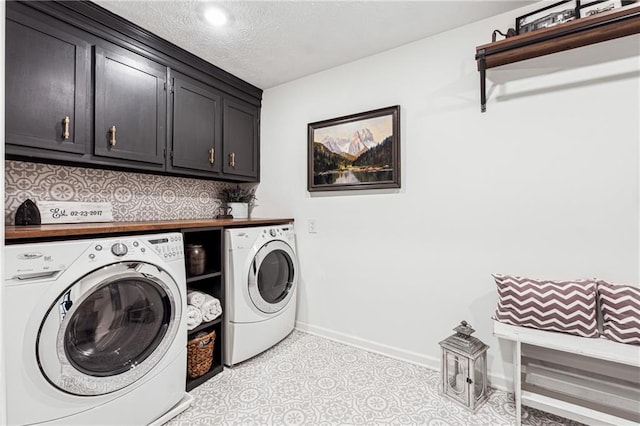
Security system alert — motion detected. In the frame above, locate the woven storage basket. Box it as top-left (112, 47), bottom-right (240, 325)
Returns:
top-left (187, 329), bottom-right (216, 378)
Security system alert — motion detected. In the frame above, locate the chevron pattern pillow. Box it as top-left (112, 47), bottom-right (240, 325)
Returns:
top-left (492, 274), bottom-right (599, 337)
top-left (597, 281), bottom-right (640, 345)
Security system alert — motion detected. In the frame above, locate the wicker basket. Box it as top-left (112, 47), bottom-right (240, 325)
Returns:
top-left (187, 329), bottom-right (216, 378)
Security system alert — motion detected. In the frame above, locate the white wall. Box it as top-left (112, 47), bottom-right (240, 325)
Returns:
top-left (1, 1), bottom-right (7, 422)
top-left (255, 5), bottom-right (639, 389)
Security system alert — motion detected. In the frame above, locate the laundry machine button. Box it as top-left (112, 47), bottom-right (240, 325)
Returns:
top-left (111, 242), bottom-right (128, 257)
top-left (95, 245), bottom-right (102, 251)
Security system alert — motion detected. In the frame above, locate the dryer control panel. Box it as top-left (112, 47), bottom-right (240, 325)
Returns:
top-left (259, 225), bottom-right (294, 238)
top-left (227, 225), bottom-right (296, 252)
top-left (260, 225), bottom-right (295, 245)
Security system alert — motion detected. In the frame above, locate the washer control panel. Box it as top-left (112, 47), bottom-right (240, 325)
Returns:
top-left (145, 234), bottom-right (184, 260)
top-left (4, 233), bottom-right (185, 283)
top-left (87, 233), bottom-right (184, 261)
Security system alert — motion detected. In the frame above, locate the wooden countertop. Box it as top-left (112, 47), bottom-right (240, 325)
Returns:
top-left (5, 218), bottom-right (294, 241)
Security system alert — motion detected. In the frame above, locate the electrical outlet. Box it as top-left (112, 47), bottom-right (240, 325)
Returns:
top-left (308, 219), bottom-right (318, 234)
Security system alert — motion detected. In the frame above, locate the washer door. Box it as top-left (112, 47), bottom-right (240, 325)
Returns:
top-left (37, 261), bottom-right (181, 396)
top-left (248, 240), bottom-right (297, 314)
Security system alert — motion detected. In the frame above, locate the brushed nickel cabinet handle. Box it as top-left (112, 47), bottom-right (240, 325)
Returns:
top-left (109, 126), bottom-right (117, 147)
top-left (230, 152), bottom-right (235, 168)
top-left (209, 148), bottom-right (215, 165)
top-left (62, 116), bottom-right (70, 140)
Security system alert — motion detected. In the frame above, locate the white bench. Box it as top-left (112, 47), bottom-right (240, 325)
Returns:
top-left (493, 320), bottom-right (640, 426)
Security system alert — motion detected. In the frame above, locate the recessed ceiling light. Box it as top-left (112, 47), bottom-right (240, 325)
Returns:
top-left (204, 7), bottom-right (228, 27)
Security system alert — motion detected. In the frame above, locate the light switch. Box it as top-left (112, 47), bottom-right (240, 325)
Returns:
top-left (308, 219), bottom-right (318, 234)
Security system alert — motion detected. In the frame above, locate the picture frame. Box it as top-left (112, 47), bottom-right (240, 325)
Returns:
top-left (579, 0), bottom-right (622, 17)
top-left (516, 0), bottom-right (578, 35)
top-left (307, 105), bottom-right (400, 192)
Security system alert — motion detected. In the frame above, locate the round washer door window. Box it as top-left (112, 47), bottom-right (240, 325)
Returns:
top-left (65, 277), bottom-right (169, 376)
top-left (37, 262), bottom-right (181, 396)
top-left (248, 240), bottom-right (297, 314)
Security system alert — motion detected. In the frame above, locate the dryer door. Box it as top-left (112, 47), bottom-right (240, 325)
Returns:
top-left (248, 240), bottom-right (297, 314)
top-left (37, 261), bottom-right (181, 396)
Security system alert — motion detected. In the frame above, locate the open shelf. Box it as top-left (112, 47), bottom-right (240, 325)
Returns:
top-left (186, 364), bottom-right (224, 392)
top-left (522, 390), bottom-right (639, 426)
top-left (182, 226), bottom-right (225, 391)
top-left (188, 317), bottom-right (223, 335)
top-left (475, 3), bottom-right (640, 111)
top-left (186, 271), bottom-right (222, 284)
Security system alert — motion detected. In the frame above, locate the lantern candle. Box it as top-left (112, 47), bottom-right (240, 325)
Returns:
top-left (438, 321), bottom-right (489, 412)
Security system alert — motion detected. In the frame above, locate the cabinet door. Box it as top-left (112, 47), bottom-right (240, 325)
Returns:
top-left (5, 6), bottom-right (90, 155)
top-left (169, 72), bottom-right (222, 176)
top-left (222, 98), bottom-right (259, 180)
top-left (94, 44), bottom-right (166, 166)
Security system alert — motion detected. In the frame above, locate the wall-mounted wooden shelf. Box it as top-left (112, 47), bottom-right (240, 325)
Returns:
top-left (475, 3), bottom-right (640, 112)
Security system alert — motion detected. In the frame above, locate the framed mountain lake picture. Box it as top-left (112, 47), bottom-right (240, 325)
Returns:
top-left (307, 105), bottom-right (401, 192)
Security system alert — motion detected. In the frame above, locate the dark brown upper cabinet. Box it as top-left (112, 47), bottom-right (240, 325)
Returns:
top-left (5, 1), bottom-right (262, 182)
top-left (5, 4), bottom-right (90, 160)
top-left (222, 99), bottom-right (259, 180)
top-left (168, 72), bottom-right (223, 177)
top-left (94, 44), bottom-right (167, 167)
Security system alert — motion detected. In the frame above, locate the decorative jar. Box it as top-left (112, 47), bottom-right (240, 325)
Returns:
top-left (186, 244), bottom-right (206, 276)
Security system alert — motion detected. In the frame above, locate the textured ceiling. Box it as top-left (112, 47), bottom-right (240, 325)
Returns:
top-left (92, 1), bottom-right (533, 89)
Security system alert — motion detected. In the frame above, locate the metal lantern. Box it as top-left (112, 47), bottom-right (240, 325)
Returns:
top-left (439, 321), bottom-right (489, 412)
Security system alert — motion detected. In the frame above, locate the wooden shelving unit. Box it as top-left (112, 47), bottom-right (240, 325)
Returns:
top-left (182, 226), bottom-right (225, 392)
top-left (475, 3), bottom-right (640, 111)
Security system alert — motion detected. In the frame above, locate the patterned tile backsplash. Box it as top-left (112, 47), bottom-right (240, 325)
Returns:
top-left (4, 161), bottom-right (251, 225)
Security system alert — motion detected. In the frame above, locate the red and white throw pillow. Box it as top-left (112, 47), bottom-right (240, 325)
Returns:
top-left (597, 281), bottom-right (640, 345)
top-left (492, 274), bottom-right (599, 337)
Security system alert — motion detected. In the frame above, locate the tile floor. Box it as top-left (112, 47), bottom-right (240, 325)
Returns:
top-left (166, 330), bottom-right (580, 425)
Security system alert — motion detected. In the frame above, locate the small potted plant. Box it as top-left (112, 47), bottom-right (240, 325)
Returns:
top-left (219, 185), bottom-right (257, 219)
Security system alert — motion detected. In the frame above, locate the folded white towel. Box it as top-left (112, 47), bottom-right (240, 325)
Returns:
top-left (187, 290), bottom-right (206, 308)
top-left (186, 305), bottom-right (203, 330)
top-left (200, 294), bottom-right (222, 322)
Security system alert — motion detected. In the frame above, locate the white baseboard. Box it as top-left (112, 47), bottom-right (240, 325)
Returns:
top-left (488, 372), bottom-right (510, 393)
top-left (295, 321), bottom-right (440, 370)
top-left (294, 321), bottom-right (512, 393)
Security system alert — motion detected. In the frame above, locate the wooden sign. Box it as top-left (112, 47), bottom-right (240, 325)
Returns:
top-left (37, 201), bottom-right (114, 224)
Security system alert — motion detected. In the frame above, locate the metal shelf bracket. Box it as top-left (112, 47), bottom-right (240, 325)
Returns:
top-left (476, 49), bottom-right (487, 113)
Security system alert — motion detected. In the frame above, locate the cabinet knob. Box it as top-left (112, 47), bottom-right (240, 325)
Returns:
top-left (209, 147), bottom-right (215, 165)
top-left (62, 116), bottom-right (70, 140)
top-left (109, 126), bottom-right (117, 147)
top-left (229, 152), bottom-right (235, 168)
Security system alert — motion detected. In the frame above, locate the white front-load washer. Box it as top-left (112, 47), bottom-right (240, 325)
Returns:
top-left (2, 232), bottom-right (190, 425)
top-left (224, 224), bottom-right (298, 366)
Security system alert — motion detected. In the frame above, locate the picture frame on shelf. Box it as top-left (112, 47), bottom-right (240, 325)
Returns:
top-left (516, 0), bottom-right (579, 35)
top-left (307, 105), bottom-right (400, 192)
top-left (579, 0), bottom-right (622, 17)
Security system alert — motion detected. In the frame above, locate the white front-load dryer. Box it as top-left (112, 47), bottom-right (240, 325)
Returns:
top-left (2, 232), bottom-right (189, 425)
top-left (224, 224), bottom-right (298, 366)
